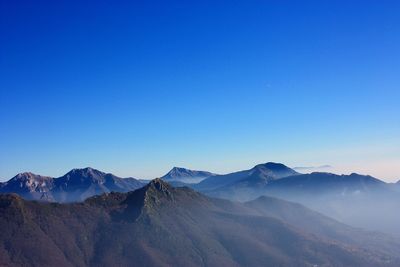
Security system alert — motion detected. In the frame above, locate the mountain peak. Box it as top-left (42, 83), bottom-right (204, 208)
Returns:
top-left (69, 167), bottom-right (104, 175)
top-left (161, 167), bottom-right (216, 184)
top-left (140, 179), bottom-right (204, 204)
top-left (147, 178), bottom-right (172, 193)
top-left (1, 168), bottom-right (144, 203)
top-left (12, 172), bottom-right (48, 181)
top-left (171, 166), bottom-right (186, 172)
top-left (167, 167), bottom-right (194, 176)
top-left (251, 162), bottom-right (298, 179)
top-left (9, 172), bottom-right (53, 184)
top-left (2, 173), bottom-right (54, 198)
top-left (60, 167), bottom-right (106, 183)
top-left (16, 172), bottom-right (35, 177)
top-left (254, 162), bottom-right (292, 170)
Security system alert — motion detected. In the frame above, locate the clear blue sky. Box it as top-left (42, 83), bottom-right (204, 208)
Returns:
top-left (1, 1), bottom-right (399, 181)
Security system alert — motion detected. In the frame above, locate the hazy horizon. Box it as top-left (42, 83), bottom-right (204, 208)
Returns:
top-left (1, 158), bottom-right (398, 183)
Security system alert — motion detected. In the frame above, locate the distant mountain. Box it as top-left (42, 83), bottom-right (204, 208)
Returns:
top-left (52, 167), bottom-right (144, 202)
top-left (0, 179), bottom-right (399, 266)
top-left (206, 170), bottom-right (393, 202)
top-left (263, 172), bottom-right (389, 196)
top-left (0, 172), bottom-right (55, 201)
top-left (208, 171), bottom-right (400, 236)
top-left (195, 162), bottom-right (299, 191)
top-left (265, 172), bottom-right (400, 236)
top-left (0, 168), bottom-right (144, 202)
top-left (161, 167), bottom-right (216, 184)
top-left (245, 196), bottom-right (400, 257)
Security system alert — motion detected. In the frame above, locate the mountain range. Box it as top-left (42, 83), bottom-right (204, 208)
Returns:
top-left (0, 167), bottom-right (144, 202)
top-left (205, 169), bottom-right (393, 201)
top-left (2, 163), bottom-right (400, 236)
top-left (1, 178), bottom-right (399, 267)
top-left (194, 162), bottom-right (299, 191)
top-left (197, 164), bottom-right (400, 236)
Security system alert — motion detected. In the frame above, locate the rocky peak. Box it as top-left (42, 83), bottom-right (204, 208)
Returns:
top-left (14, 172), bottom-right (34, 179)
top-left (12, 172), bottom-right (45, 181)
top-left (147, 178), bottom-right (172, 193)
top-left (6, 172), bottom-right (54, 192)
top-left (141, 178), bottom-right (174, 206)
top-left (59, 167), bottom-right (106, 184)
top-left (251, 162), bottom-right (298, 179)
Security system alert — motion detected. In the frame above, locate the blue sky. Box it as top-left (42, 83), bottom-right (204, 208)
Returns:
top-left (1, 1), bottom-right (399, 181)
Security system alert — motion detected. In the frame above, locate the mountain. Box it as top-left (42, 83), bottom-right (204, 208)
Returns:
top-left (0, 179), bottom-right (399, 267)
top-left (209, 171), bottom-right (400, 236)
top-left (261, 172), bottom-right (400, 231)
top-left (211, 171), bottom-right (389, 201)
top-left (265, 172), bottom-right (389, 193)
top-left (0, 168), bottom-right (144, 203)
top-left (52, 167), bottom-right (144, 202)
top-left (0, 172), bottom-right (55, 201)
top-left (195, 162), bottom-right (299, 191)
top-left (161, 167), bottom-right (216, 184)
top-left (245, 196), bottom-right (400, 258)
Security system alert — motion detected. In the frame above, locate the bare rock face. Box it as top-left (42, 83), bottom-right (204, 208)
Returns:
top-left (142, 179), bottom-right (175, 210)
top-left (148, 178), bottom-right (170, 192)
top-left (0, 168), bottom-right (144, 202)
top-left (0, 172), bottom-right (55, 201)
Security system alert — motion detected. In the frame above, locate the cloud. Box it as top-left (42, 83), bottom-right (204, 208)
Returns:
top-left (293, 165), bottom-right (332, 172)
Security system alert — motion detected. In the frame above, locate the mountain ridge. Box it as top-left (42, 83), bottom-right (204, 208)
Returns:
top-left (0, 167), bottom-right (144, 203)
top-left (1, 179), bottom-right (399, 266)
top-left (195, 162), bottom-right (299, 191)
top-left (207, 170), bottom-right (400, 236)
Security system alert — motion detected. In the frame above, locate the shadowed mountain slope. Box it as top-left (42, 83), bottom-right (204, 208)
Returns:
top-left (0, 179), bottom-right (399, 267)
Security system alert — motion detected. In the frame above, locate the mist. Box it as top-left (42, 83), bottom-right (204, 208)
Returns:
top-left (203, 175), bottom-right (400, 237)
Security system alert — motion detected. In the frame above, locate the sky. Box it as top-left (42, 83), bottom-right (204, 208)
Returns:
top-left (1, 0), bottom-right (399, 181)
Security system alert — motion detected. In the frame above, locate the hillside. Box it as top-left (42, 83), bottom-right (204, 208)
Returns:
top-left (0, 179), bottom-right (399, 267)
